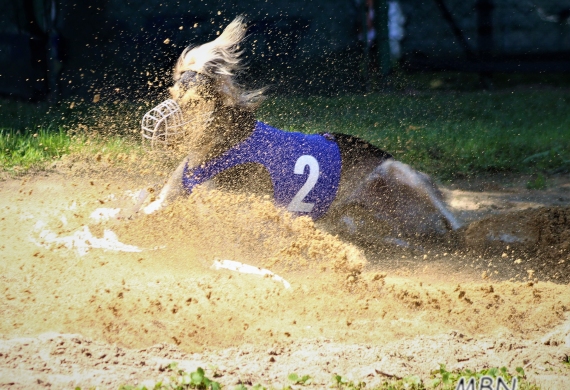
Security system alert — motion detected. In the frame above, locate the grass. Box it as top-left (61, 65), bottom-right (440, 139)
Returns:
top-left (257, 89), bottom-right (570, 179)
top-left (1, 81), bottom-right (570, 180)
top-left (0, 126), bottom-right (70, 171)
top-left (0, 98), bottom-right (147, 173)
top-left (83, 362), bottom-right (539, 390)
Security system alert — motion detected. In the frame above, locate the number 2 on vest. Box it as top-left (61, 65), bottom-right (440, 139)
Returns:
top-left (287, 155), bottom-right (319, 213)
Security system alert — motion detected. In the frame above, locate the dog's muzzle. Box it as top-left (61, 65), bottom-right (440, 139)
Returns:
top-left (141, 99), bottom-right (188, 148)
top-left (141, 99), bottom-right (212, 148)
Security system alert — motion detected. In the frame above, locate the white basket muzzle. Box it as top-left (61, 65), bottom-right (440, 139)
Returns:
top-left (141, 99), bottom-right (188, 148)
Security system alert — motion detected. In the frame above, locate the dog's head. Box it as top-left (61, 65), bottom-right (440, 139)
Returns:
top-left (170, 16), bottom-right (263, 110)
top-left (142, 16), bottom-right (264, 151)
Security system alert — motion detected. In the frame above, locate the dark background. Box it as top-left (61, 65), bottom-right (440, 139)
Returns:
top-left (1, 0), bottom-right (569, 102)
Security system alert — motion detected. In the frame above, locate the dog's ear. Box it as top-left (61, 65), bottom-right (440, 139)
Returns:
top-left (174, 16), bottom-right (247, 81)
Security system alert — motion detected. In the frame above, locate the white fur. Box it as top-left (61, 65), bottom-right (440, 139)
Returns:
top-left (171, 16), bottom-right (265, 110)
top-left (174, 17), bottom-right (247, 79)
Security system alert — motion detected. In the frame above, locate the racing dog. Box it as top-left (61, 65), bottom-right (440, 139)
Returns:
top-left (140, 16), bottom-right (461, 246)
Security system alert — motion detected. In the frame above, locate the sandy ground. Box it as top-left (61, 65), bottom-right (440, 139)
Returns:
top-left (1, 160), bottom-right (570, 389)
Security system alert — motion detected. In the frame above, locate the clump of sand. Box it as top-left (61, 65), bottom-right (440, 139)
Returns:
top-left (462, 206), bottom-right (570, 281)
top-left (117, 186), bottom-right (367, 281)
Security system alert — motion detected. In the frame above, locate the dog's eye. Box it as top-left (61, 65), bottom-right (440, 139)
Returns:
top-left (179, 71), bottom-right (198, 87)
top-left (179, 79), bottom-right (193, 89)
top-left (179, 71), bottom-right (210, 90)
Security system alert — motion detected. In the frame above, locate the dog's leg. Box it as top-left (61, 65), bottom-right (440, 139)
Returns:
top-left (382, 160), bottom-right (461, 230)
top-left (345, 160), bottom-right (461, 236)
top-left (142, 157), bottom-right (189, 214)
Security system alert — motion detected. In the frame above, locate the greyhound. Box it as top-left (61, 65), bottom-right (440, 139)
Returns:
top-left (139, 16), bottom-right (461, 246)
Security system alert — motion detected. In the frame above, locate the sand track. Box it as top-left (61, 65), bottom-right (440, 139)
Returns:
top-left (1, 167), bottom-right (569, 389)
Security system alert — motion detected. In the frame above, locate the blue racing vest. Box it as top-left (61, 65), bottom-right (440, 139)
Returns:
top-left (182, 121), bottom-right (341, 219)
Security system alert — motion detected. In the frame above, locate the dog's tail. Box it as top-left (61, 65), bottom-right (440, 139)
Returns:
top-left (174, 16), bottom-right (247, 80)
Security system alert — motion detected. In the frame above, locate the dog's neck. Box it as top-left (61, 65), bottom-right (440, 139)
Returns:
top-left (188, 103), bottom-right (256, 166)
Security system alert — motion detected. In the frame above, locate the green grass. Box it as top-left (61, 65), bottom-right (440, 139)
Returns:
top-left (0, 126), bottom-right (143, 173)
top-left (0, 98), bottom-right (147, 173)
top-left (84, 362), bottom-right (539, 390)
top-left (2, 85), bottom-right (570, 179)
top-left (258, 90), bottom-right (570, 178)
top-left (0, 126), bottom-right (70, 171)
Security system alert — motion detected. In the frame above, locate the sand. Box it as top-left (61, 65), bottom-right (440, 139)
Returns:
top-left (1, 161), bottom-right (569, 389)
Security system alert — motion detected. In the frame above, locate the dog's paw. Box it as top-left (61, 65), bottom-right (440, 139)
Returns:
top-left (143, 199), bottom-right (164, 214)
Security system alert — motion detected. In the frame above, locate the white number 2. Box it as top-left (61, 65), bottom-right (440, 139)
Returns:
top-left (287, 155), bottom-right (319, 213)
